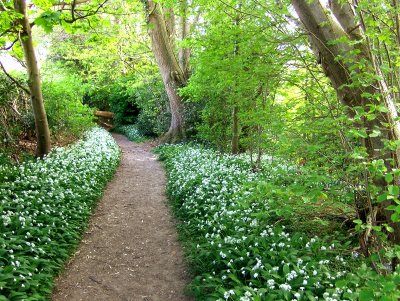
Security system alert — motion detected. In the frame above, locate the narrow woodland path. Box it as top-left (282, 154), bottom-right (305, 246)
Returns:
top-left (52, 134), bottom-right (193, 301)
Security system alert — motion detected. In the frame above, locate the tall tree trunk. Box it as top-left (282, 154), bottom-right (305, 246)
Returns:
top-left (231, 106), bottom-right (239, 154)
top-left (144, 0), bottom-right (186, 142)
top-left (178, 0), bottom-right (190, 79)
top-left (14, 0), bottom-right (51, 157)
top-left (292, 0), bottom-right (400, 261)
top-left (231, 3), bottom-right (241, 154)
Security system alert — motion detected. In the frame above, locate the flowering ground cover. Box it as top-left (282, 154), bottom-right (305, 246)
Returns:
top-left (0, 128), bottom-right (120, 300)
top-left (114, 125), bottom-right (146, 142)
top-left (156, 144), bottom-right (400, 301)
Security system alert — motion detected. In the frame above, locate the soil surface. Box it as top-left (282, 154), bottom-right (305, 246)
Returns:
top-left (52, 134), bottom-right (193, 301)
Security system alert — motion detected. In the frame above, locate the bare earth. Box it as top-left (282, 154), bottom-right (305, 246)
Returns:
top-left (52, 133), bottom-right (193, 301)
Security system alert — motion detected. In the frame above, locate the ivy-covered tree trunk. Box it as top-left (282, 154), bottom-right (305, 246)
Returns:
top-left (14, 0), bottom-right (51, 157)
top-left (144, 0), bottom-right (186, 143)
top-left (292, 0), bottom-right (400, 263)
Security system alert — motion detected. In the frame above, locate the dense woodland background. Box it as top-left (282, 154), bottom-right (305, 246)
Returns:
top-left (1, 0), bottom-right (400, 299)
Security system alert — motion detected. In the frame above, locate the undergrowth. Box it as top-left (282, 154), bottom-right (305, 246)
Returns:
top-left (114, 124), bottom-right (146, 142)
top-left (0, 127), bottom-right (120, 300)
top-left (155, 144), bottom-right (400, 301)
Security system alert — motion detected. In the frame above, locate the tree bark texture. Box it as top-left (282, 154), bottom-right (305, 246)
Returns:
top-left (178, 0), bottom-right (190, 79)
top-left (292, 0), bottom-right (400, 258)
top-left (144, 0), bottom-right (186, 142)
top-left (14, 0), bottom-right (51, 157)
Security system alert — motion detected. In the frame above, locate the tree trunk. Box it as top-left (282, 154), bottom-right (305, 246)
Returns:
top-left (14, 0), bottom-right (51, 158)
top-left (231, 105), bottom-right (239, 154)
top-left (144, 0), bottom-right (186, 143)
top-left (178, 0), bottom-right (190, 79)
top-left (292, 0), bottom-right (400, 259)
top-left (231, 4), bottom-right (241, 154)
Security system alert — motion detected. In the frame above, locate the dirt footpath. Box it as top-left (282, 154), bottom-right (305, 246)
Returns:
top-left (52, 134), bottom-right (193, 301)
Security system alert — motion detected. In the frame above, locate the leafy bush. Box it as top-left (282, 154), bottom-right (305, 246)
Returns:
top-left (84, 75), bottom-right (169, 136)
top-left (109, 85), bottom-right (140, 126)
top-left (114, 124), bottom-right (145, 142)
top-left (42, 74), bottom-right (94, 138)
top-left (156, 144), bottom-right (400, 301)
top-left (0, 128), bottom-right (120, 300)
top-left (131, 78), bottom-right (170, 136)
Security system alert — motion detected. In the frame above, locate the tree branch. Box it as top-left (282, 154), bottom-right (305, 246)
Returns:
top-left (0, 61), bottom-right (30, 95)
top-left (62, 0), bottom-right (109, 23)
top-left (55, 0), bottom-right (91, 6)
top-left (0, 38), bottom-right (18, 51)
top-left (0, 0), bottom-right (8, 11)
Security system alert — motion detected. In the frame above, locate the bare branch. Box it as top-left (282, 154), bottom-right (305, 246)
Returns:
top-left (55, 0), bottom-right (91, 6)
top-left (217, 0), bottom-right (261, 19)
top-left (62, 0), bottom-right (109, 23)
top-left (1, 38), bottom-right (18, 51)
top-left (0, 60), bottom-right (30, 95)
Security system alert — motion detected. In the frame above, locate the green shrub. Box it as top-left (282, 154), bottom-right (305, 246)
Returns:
top-left (42, 74), bottom-right (94, 137)
top-left (108, 81), bottom-right (140, 126)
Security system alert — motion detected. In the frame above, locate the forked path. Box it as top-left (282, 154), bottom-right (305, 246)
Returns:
top-left (52, 134), bottom-right (193, 301)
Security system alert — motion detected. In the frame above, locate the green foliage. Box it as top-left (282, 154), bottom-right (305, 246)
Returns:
top-left (86, 77), bottom-right (140, 126)
top-left (42, 72), bottom-right (94, 138)
top-left (109, 85), bottom-right (140, 126)
top-left (1, 0), bottom-right (398, 296)
top-left (0, 128), bottom-right (120, 299)
top-left (181, 0), bottom-right (347, 168)
top-left (133, 78), bottom-right (170, 136)
top-left (114, 124), bottom-right (146, 142)
top-left (34, 11), bottom-right (62, 33)
top-left (156, 144), bottom-right (400, 301)
top-left (42, 6), bottom-right (170, 137)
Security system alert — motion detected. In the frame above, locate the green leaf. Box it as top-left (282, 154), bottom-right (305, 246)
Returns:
top-left (228, 273), bottom-right (241, 284)
top-left (391, 212), bottom-right (400, 222)
top-left (359, 288), bottom-right (375, 301)
top-left (283, 264), bottom-right (289, 274)
top-left (372, 225), bottom-right (381, 231)
top-left (305, 291), bottom-right (317, 301)
top-left (377, 193), bottom-right (388, 203)
top-left (34, 11), bottom-right (61, 33)
top-left (385, 225), bottom-right (394, 233)
top-left (388, 185), bottom-right (399, 196)
top-left (349, 129), bottom-right (368, 138)
top-left (376, 105), bottom-right (389, 113)
top-left (369, 129), bottom-right (381, 137)
top-left (383, 281), bottom-right (396, 292)
top-left (385, 205), bottom-right (398, 211)
top-left (335, 279), bottom-right (348, 288)
top-left (385, 173), bottom-right (393, 183)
